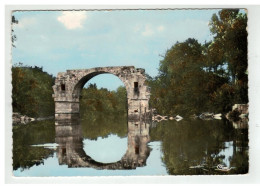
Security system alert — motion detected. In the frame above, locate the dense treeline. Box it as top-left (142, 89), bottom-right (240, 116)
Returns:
top-left (11, 63), bottom-right (128, 119)
top-left (147, 9), bottom-right (248, 116)
top-left (80, 83), bottom-right (127, 120)
top-left (12, 63), bottom-right (55, 117)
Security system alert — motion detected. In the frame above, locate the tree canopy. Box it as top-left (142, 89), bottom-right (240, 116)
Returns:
top-left (12, 64), bottom-right (55, 117)
top-left (147, 9), bottom-right (248, 116)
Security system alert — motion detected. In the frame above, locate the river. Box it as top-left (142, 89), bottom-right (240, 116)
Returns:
top-left (12, 114), bottom-right (248, 176)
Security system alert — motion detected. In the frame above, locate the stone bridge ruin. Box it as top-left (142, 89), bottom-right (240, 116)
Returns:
top-left (52, 66), bottom-right (151, 120)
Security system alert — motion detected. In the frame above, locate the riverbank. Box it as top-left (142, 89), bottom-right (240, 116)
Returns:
top-left (12, 112), bottom-right (54, 125)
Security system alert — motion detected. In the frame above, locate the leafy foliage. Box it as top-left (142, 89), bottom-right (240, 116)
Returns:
top-left (80, 84), bottom-right (127, 119)
top-left (147, 9), bottom-right (248, 116)
top-left (12, 64), bottom-right (55, 117)
top-left (208, 9), bottom-right (248, 103)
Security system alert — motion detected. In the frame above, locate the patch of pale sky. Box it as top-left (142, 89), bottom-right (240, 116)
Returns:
top-left (57, 11), bottom-right (87, 30)
top-left (157, 25), bottom-right (165, 32)
top-left (13, 11), bottom-right (210, 54)
top-left (15, 17), bottom-right (36, 28)
top-left (140, 24), bottom-right (166, 37)
top-left (133, 24), bottom-right (142, 33)
top-left (142, 24), bottom-right (154, 36)
top-left (83, 135), bottom-right (127, 163)
top-left (12, 9), bottom-right (221, 90)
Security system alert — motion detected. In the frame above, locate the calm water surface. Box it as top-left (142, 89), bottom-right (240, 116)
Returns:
top-left (13, 115), bottom-right (248, 176)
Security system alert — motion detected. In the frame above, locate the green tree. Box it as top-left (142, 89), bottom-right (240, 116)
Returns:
top-left (12, 64), bottom-right (55, 117)
top-left (148, 9), bottom-right (248, 115)
top-left (149, 38), bottom-right (209, 115)
top-left (209, 9), bottom-right (248, 104)
top-left (80, 84), bottom-right (127, 119)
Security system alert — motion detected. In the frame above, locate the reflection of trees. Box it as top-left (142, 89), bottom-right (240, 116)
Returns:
top-left (150, 119), bottom-right (248, 175)
top-left (13, 120), bottom-right (55, 170)
top-left (55, 117), bottom-right (151, 169)
top-left (81, 114), bottom-right (127, 140)
top-left (229, 128), bottom-right (249, 174)
top-left (12, 110), bottom-right (129, 171)
top-left (13, 146), bottom-right (53, 171)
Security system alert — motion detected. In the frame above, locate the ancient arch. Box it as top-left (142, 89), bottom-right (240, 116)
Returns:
top-left (52, 66), bottom-right (150, 120)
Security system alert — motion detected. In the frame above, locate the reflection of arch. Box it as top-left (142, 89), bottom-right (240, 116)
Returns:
top-left (55, 116), bottom-right (151, 169)
top-left (52, 66), bottom-right (150, 120)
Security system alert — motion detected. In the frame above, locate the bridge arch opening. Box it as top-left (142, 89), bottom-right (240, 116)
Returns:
top-left (53, 67), bottom-right (151, 168)
top-left (76, 73), bottom-right (129, 163)
top-left (53, 66), bottom-right (150, 122)
top-left (79, 73), bottom-right (128, 137)
top-left (74, 72), bottom-right (128, 118)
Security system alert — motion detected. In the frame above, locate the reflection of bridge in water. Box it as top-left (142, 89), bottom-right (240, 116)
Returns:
top-left (55, 114), bottom-right (151, 170)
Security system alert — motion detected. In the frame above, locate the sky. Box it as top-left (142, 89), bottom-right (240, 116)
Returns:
top-left (12, 9), bottom-right (221, 90)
